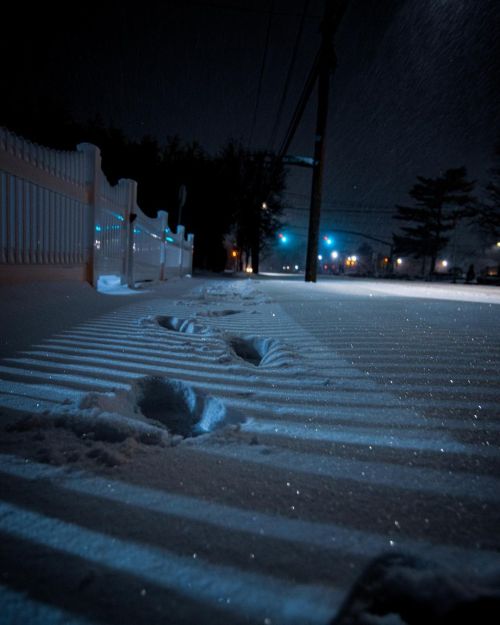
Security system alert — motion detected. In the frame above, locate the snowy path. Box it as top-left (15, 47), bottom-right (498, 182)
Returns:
top-left (0, 276), bottom-right (499, 625)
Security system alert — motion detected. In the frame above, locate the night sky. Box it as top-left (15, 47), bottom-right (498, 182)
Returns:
top-left (3, 0), bottom-right (500, 246)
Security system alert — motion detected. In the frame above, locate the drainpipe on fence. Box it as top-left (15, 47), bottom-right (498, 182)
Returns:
top-left (121, 178), bottom-right (136, 286)
top-left (178, 184), bottom-right (187, 277)
top-left (119, 179), bottom-right (130, 285)
top-left (158, 210), bottom-right (168, 281)
top-left (178, 225), bottom-right (185, 277)
top-left (187, 233), bottom-right (194, 275)
top-left (126, 180), bottom-right (138, 289)
top-left (77, 143), bottom-right (101, 288)
top-left (127, 212), bottom-right (137, 288)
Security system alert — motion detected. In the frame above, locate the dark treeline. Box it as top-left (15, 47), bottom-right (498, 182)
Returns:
top-left (1, 105), bottom-right (286, 273)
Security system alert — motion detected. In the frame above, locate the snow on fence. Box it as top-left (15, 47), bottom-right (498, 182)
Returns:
top-left (0, 127), bottom-right (193, 285)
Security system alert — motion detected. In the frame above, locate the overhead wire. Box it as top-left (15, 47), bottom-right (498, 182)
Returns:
top-left (285, 205), bottom-right (396, 214)
top-left (248, 0), bottom-right (275, 149)
top-left (276, 47), bottom-right (320, 160)
top-left (259, 43), bottom-right (320, 200)
top-left (176, 0), bottom-right (321, 19)
top-left (283, 195), bottom-right (398, 210)
top-left (267, 0), bottom-right (310, 154)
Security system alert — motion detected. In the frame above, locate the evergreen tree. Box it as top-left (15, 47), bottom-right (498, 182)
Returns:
top-left (475, 142), bottom-right (500, 243)
top-left (393, 167), bottom-right (475, 275)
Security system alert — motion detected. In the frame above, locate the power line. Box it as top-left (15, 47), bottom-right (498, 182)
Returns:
top-left (248, 0), bottom-right (275, 148)
top-left (277, 48), bottom-right (321, 159)
top-left (280, 225), bottom-right (393, 247)
top-left (180, 1), bottom-right (321, 19)
top-left (286, 190), bottom-right (390, 200)
top-left (283, 192), bottom-right (396, 211)
top-left (284, 205), bottom-right (396, 214)
top-left (267, 0), bottom-right (310, 153)
top-left (261, 44), bottom-right (321, 207)
top-left (283, 206), bottom-right (394, 217)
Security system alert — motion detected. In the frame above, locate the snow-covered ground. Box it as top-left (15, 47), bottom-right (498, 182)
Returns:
top-left (1, 275), bottom-right (499, 625)
top-left (261, 273), bottom-right (500, 305)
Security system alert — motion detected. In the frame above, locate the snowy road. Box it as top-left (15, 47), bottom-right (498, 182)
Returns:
top-left (0, 276), bottom-right (499, 625)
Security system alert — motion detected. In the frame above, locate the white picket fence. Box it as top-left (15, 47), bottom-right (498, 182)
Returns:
top-left (0, 127), bottom-right (193, 286)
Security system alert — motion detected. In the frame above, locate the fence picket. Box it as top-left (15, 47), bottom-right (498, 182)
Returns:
top-left (0, 127), bottom-right (193, 283)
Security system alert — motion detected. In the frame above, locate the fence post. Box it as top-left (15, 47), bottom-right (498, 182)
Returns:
top-left (126, 179), bottom-right (138, 288)
top-left (77, 143), bottom-right (101, 287)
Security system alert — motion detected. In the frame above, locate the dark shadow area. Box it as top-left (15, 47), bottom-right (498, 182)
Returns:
top-left (0, 468), bottom-right (364, 587)
top-left (0, 530), bottom-right (252, 625)
top-left (244, 430), bottom-right (500, 479)
top-left (331, 552), bottom-right (500, 625)
top-left (1, 421), bottom-right (499, 556)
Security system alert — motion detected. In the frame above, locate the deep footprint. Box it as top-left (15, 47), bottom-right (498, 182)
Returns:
top-left (136, 377), bottom-right (242, 438)
top-left (156, 316), bottom-right (207, 334)
top-left (228, 335), bottom-right (295, 367)
top-left (196, 310), bottom-right (241, 317)
top-left (229, 337), bottom-right (263, 366)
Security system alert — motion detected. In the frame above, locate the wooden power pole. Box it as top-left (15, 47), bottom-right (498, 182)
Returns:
top-left (304, 1), bottom-right (348, 282)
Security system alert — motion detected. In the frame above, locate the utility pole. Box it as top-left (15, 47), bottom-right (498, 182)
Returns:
top-left (305, 1), bottom-right (347, 282)
top-left (251, 215), bottom-right (261, 274)
top-left (263, 1), bottom-right (348, 281)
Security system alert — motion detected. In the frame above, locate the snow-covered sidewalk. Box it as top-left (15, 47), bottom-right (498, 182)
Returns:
top-left (1, 275), bottom-right (499, 625)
